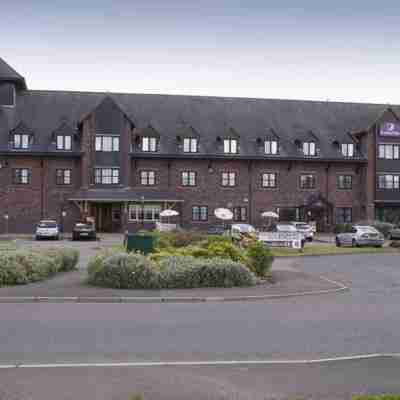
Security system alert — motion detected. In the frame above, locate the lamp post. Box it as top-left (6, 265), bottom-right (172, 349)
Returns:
top-left (4, 213), bottom-right (9, 236)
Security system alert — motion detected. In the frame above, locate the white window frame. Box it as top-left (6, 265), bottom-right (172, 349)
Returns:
top-left (221, 172), bottom-right (236, 187)
top-left (56, 135), bottom-right (72, 150)
top-left (341, 143), bottom-right (354, 157)
top-left (13, 134), bottom-right (30, 149)
top-left (223, 138), bottom-right (238, 154)
top-left (140, 170), bottom-right (156, 186)
top-left (128, 204), bottom-right (161, 222)
top-left (142, 137), bottom-right (158, 152)
top-left (192, 206), bottom-right (208, 221)
top-left (181, 171), bottom-right (196, 186)
top-left (95, 135), bottom-right (119, 152)
top-left (56, 169), bottom-right (72, 185)
top-left (264, 140), bottom-right (278, 155)
top-left (183, 138), bottom-right (198, 153)
top-left (262, 173), bottom-right (277, 188)
top-left (94, 168), bottom-right (120, 185)
top-left (303, 142), bottom-right (316, 156)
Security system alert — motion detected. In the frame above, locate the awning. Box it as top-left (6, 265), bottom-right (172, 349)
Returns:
top-left (69, 189), bottom-right (184, 203)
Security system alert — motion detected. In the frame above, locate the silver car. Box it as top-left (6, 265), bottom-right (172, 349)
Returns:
top-left (291, 222), bottom-right (314, 241)
top-left (35, 220), bottom-right (60, 240)
top-left (335, 225), bottom-right (384, 247)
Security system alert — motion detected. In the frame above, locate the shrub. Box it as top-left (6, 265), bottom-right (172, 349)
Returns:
top-left (0, 247), bottom-right (79, 287)
top-left (245, 241), bottom-right (274, 277)
top-left (87, 252), bottom-right (161, 289)
top-left (333, 223), bottom-right (353, 234)
top-left (88, 252), bottom-right (256, 289)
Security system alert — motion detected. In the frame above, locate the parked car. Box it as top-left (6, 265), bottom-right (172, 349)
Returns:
top-left (35, 220), bottom-right (60, 240)
top-left (335, 225), bottom-right (384, 247)
top-left (231, 223), bottom-right (257, 234)
top-left (291, 222), bottom-right (314, 241)
top-left (207, 225), bottom-right (226, 235)
top-left (72, 222), bottom-right (97, 241)
top-left (274, 223), bottom-right (305, 247)
top-left (389, 226), bottom-right (400, 240)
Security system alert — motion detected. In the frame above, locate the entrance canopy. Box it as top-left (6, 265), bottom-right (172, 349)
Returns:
top-left (69, 189), bottom-right (184, 203)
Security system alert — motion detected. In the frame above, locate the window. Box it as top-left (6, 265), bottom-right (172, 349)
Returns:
top-left (264, 140), bottom-right (278, 155)
top-left (336, 207), bottom-right (352, 224)
top-left (337, 175), bottom-right (353, 190)
top-left (192, 206), bottom-right (208, 221)
top-left (56, 135), bottom-right (72, 150)
top-left (378, 174), bottom-right (400, 190)
top-left (13, 134), bottom-right (30, 149)
top-left (142, 137), bottom-right (158, 152)
top-left (223, 139), bottom-right (238, 154)
top-left (221, 172), bottom-right (236, 186)
top-left (300, 174), bottom-right (316, 189)
top-left (0, 83), bottom-right (16, 107)
top-left (13, 168), bottom-right (31, 184)
top-left (303, 142), bottom-right (316, 156)
top-left (183, 138), bottom-right (198, 153)
top-left (181, 171), bottom-right (196, 186)
top-left (56, 169), bottom-right (71, 185)
top-left (140, 170), bottom-right (156, 186)
top-left (95, 135), bottom-right (119, 152)
top-left (233, 207), bottom-right (247, 222)
top-left (341, 143), bottom-right (354, 157)
top-left (378, 144), bottom-right (400, 160)
top-left (94, 168), bottom-right (120, 184)
top-left (128, 204), bottom-right (161, 221)
top-left (262, 173), bottom-right (277, 188)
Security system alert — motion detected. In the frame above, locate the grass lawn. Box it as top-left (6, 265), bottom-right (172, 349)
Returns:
top-left (0, 240), bottom-right (17, 252)
top-left (270, 244), bottom-right (398, 257)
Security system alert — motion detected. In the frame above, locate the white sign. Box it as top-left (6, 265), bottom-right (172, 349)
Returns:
top-left (259, 232), bottom-right (303, 249)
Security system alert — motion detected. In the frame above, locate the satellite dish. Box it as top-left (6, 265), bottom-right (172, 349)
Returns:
top-left (214, 208), bottom-right (233, 220)
top-left (160, 209), bottom-right (179, 217)
top-left (261, 211), bottom-right (279, 218)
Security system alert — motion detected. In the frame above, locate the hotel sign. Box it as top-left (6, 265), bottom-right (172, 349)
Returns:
top-left (380, 122), bottom-right (400, 137)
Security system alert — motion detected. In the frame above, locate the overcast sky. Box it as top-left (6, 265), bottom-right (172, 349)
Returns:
top-left (2, 0), bottom-right (400, 103)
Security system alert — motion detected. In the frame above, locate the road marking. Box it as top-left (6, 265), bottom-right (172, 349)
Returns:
top-left (1, 353), bottom-right (399, 369)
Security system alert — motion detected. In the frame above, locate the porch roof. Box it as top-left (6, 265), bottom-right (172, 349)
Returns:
top-left (69, 189), bottom-right (184, 203)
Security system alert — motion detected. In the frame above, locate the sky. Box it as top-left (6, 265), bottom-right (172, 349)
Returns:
top-left (2, 0), bottom-right (400, 104)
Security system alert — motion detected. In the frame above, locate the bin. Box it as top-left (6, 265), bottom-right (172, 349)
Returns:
top-left (125, 234), bottom-right (156, 255)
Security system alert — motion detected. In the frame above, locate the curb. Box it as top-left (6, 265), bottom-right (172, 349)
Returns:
top-left (1, 353), bottom-right (399, 369)
top-left (0, 275), bottom-right (349, 303)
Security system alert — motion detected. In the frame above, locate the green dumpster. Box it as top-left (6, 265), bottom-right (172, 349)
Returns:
top-left (125, 234), bottom-right (155, 255)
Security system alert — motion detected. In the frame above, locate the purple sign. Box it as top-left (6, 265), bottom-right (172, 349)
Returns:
top-left (380, 122), bottom-right (400, 137)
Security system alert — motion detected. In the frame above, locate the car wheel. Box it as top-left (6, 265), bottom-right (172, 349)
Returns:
top-left (351, 239), bottom-right (356, 247)
top-left (35, 236), bottom-right (40, 241)
top-left (335, 237), bottom-right (341, 247)
top-left (55, 235), bottom-right (59, 240)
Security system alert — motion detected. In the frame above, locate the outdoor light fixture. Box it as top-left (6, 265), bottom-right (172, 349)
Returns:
top-left (4, 213), bottom-right (9, 220)
top-left (61, 211), bottom-right (67, 218)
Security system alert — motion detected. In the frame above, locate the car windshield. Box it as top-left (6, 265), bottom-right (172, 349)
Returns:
top-left (277, 225), bottom-right (297, 231)
top-left (38, 221), bottom-right (57, 228)
top-left (76, 223), bottom-right (91, 229)
top-left (295, 224), bottom-right (310, 229)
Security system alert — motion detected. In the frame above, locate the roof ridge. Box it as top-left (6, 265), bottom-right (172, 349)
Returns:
top-left (24, 89), bottom-right (399, 108)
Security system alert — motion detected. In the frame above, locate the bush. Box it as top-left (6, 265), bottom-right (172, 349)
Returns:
top-left (88, 252), bottom-right (256, 289)
top-left (333, 223), bottom-right (353, 234)
top-left (0, 247), bottom-right (79, 287)
top-left (88, 252), bottom-right (161, 289)
top-left (245, 241), bottom-right (274, 277)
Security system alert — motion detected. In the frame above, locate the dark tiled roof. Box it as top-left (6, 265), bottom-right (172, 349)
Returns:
top-left (69, 188), bottom-right (184, 202)
top-left (1, 85), bottom-right (400, 160)
top-left (0, 58), bottom-right (26, 89)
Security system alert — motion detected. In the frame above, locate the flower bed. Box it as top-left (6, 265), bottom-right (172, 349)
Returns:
top-left (0, 248), bottom-right (79, 286)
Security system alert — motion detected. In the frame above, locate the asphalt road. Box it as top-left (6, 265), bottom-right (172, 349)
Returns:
top-left (1, 253), bottom-right (400, 399)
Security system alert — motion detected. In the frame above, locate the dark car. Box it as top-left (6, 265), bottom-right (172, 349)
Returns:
top-left (72, 222), bottom-right (96, 241)
top-left (207, 225), bottom-right (227, 235)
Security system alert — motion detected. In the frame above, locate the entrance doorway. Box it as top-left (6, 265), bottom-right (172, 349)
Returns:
top-left (92, 203), bottom-right (122, 232)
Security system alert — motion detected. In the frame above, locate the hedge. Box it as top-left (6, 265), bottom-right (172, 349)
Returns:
top-left (87, 252), bottom-right (256, 289)
top-left (0, 248), bottom-right (79, 287)
top-left (353, 396), bottom-right (400, 400)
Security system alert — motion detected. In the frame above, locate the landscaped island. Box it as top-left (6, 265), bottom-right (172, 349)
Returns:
top-left (88, 231), bottom-right (274, 289)
top-left (0, 246), bottom-right (79, 286)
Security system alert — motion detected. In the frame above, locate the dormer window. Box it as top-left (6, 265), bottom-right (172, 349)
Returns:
top-left (303, 142), bottom-right (316, 156)
top-left (183, 138), bottom-right (198, 153)
top-left (224, 138), bottom-right (238, 154)
top-left (341, 143), bottom-right (354, 157)
top-left (57, 135), bottom-right (72, 150)
top-left (265, 140), bottom-right (278, 155)
top-left (13, 134), bottom-right (30, 149)
top-left (142, 136), bottom-right (158, 152)
top-left (95, 135), bottom-right (119, 152)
